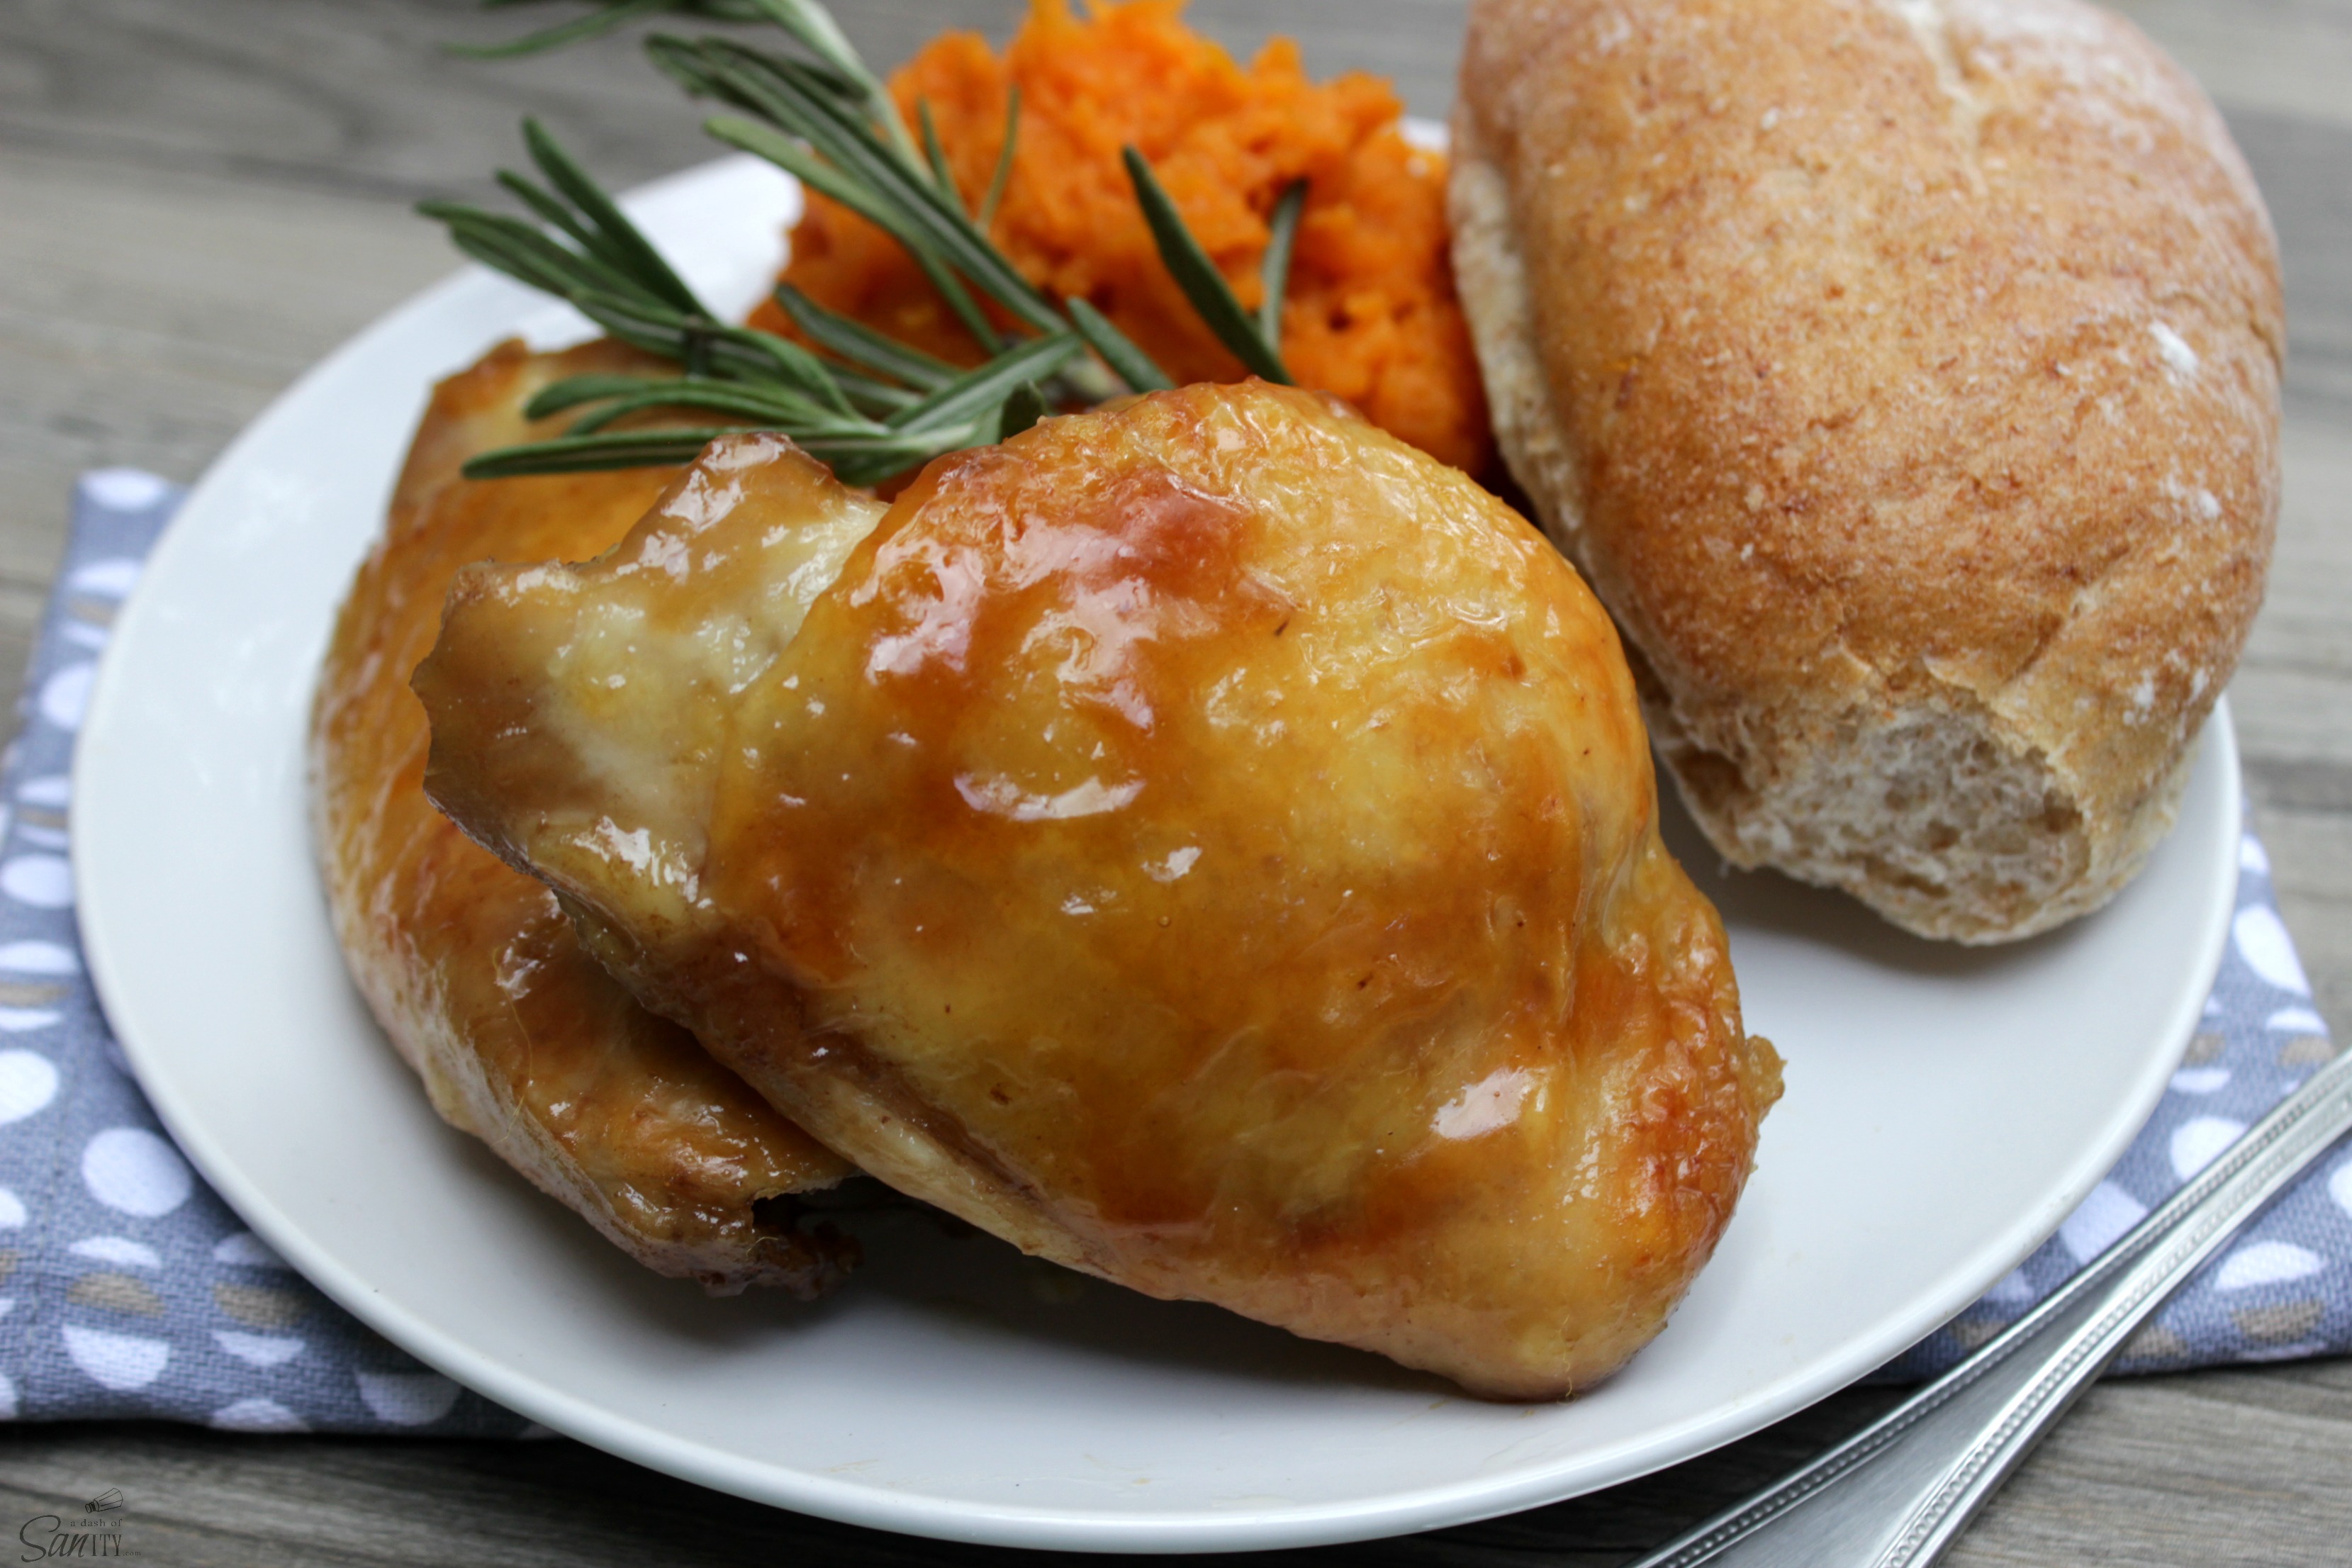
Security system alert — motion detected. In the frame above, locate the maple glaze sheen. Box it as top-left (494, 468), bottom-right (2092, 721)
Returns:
top-left (420, 383), bottom-right (1781, 1397)
top-left (312, 338), bottom-right (854, 1298)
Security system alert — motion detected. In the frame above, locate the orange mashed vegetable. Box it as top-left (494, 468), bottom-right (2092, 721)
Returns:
top-left (749, 0), bottom-right (1492, 475)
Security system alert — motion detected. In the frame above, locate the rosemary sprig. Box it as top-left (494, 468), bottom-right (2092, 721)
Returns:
top-left (1121, 147), bottom-right (1292, 385)
top-left (1259, 179), bottom-right (1308, 347)
top-left (1065, 298), bottom-right (1174, 394)
top-left (737, 0), bottom-right (927, 177)
top-left (883, 331), bottom-right (1080, 435)
top-left (769, 284), bottom-right (956, 392)
top-left (431, 0), bottom-right (1318, 483)
top-left (977, 84), bottom-right (1021, 228)
top-left (997, 381), bottom-right (1046, 441)
top-left (643, 14), bottom-right (1311, 387)
top-left (698, 108), bottom-right (1009, 352)
top-left (462, 427), bottom-right (747, 477)
top-left (419, 120), bottom-right (1069, 484)
top-left (450, 0), bottom-right (763, 60)
top-left (453, 0), bottom-right (926, 179)
top-left (917, 101), bottom-right (962, 218)
top-left (682, 45), bottom-right (1061, 332)
top-left (513, 119), bottom-right (702, 315)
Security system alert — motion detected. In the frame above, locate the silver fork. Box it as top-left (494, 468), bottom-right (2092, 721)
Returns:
top-left (1625, 1043), bottom-right (2352, 1568)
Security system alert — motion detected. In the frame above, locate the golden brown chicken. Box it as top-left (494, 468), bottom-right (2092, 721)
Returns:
top-left (313, 337), bottom-right (856, 1297)
top-left (415, 381), bottom-right (1781, 1397)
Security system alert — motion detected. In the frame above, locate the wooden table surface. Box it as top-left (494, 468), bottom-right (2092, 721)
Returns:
top-left (2, 1), bottom-right (2347, 1562)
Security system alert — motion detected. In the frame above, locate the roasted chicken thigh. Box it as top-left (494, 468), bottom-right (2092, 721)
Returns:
top-left (313, 338), bottom-right (856, 1297)
top-left (418, 381), bottom-right (1781, 1396)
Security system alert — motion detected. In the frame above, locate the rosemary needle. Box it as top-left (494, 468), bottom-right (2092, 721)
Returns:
top-left (1121, 147), bottom-right (1292, 385)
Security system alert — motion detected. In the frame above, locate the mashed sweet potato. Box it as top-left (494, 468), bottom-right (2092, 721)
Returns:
top-left (750, 0), bottom-right (1492, 475)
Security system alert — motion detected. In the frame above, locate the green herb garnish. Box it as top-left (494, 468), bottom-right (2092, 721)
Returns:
top-left (1119, 148), bottom-right (1292, 385)
top-left (427, 0), bottom-right (1312, 482)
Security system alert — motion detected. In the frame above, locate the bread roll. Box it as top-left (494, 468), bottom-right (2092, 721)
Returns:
top-left (1450, 0), bottom-right (2282, 941)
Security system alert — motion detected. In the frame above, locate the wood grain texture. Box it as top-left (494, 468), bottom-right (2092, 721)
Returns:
top-left (0, 1), bottom-right (2346, 1563)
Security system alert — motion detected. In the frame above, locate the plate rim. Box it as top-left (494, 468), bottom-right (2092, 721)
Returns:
top-left (69, 152), bottom-right (2244, 1553)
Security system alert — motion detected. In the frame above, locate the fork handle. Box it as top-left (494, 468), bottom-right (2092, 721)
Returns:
top-left (1629, 1045), bottom-right (2352, 1568)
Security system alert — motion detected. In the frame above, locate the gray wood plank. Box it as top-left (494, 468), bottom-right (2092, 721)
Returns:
top-left (1948, 1360), bottom-right (2352, 1567)
top-left (0, 146), bottom-right (451, 563)
top-left (2226, 105), bottom-right (2352, 412)
top-left (0, 0), bottom-right (1467, 204)
top-left (0, 1389), bottom-right (1912, 1567)
top-left (2111, 0), bottom-right (2352, 135)
top-left (1, 1370), bottom-right (2344, 1566)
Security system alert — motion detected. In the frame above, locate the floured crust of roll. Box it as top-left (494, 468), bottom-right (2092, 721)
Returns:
top-left (1451, 0), bottom-right (2282, 941)
top-left (312, 338), bottom-right (857, 1295)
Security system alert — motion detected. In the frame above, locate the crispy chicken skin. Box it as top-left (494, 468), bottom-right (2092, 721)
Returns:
top-left (313, 337), bottom-right (856, 1298)
top-left (417, 383), bottom-right (1781, 1397)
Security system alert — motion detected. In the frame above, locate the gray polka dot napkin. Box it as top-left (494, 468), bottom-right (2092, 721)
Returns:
top-left (0, 474), bottom-right (531, 1435)
top-left (1872, 822), bottom-right (2352, 1380)
top-left (1, 472), bottom-right (2343, 1434)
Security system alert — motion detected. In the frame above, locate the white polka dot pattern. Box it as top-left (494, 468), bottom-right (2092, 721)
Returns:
top-left (80, 1128), bottom-right (193, 1217)
top-left (210, 1396), bottom-right (306, 1433)
top-left (211, 1231), bottom-right (289, 1269)
top-left (67, 1236), bottom-right (160, 1268)
top-left (2169, 1116), bottom-right (2248, 1180)
top-left (78, 471), bottom-right (169, 511)
top-left (1, 478), bottom-right (526, 1435)
top-left (1985, 1268), bottom-right (2034, 1304)
top-left (62, 1326), bottom-right (170, 1391)
top-left (0, 856), bottom-right (72, 909)
top-left (356, 1371), bottom-right (461, 1426)
top-left (37, 665), bottom-right (93, 732)
top-left (0, 1051), bottom-right (58, 1125)
top-left (66, 561), bottom-right (142, 603)
top-left (2059, 1181), bottom-right (2146, 1263)
top-left (2232, 906), bottom-right (2311, 995)
top-left (0, 941), bottom-right (78, 975)
top-left (2213, 1241), bottom-right (2326, 1292)
top-left (213, 1331), bottom-right (306, 1367)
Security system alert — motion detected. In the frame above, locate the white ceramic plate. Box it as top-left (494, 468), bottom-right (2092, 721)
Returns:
top-left (74, 154), bottom-right (2240, 1554)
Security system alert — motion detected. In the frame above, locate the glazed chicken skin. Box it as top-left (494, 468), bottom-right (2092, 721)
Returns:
top-left (417, 382), bottom-right (1782, 1398)
top-left (313, 337), bottom-right (856, 1297)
